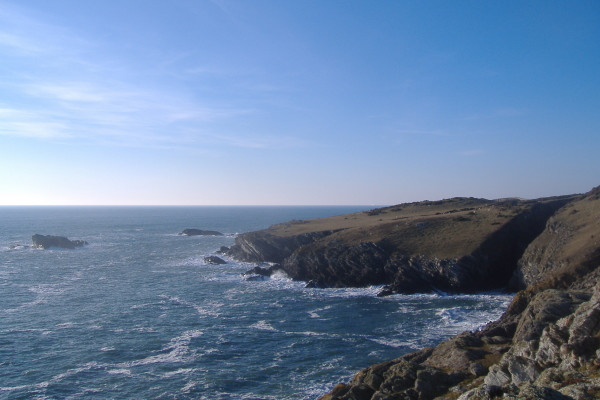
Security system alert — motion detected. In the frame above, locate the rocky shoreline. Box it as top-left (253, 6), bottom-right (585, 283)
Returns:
top-left (227, 187), bottom-right (600, 399)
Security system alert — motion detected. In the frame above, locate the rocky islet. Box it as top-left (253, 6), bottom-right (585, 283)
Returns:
top-left (31, 234), bottom-right (88, 249)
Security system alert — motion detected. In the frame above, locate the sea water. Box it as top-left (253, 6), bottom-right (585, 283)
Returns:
top-left (0, 207), bottom-right (513, 400)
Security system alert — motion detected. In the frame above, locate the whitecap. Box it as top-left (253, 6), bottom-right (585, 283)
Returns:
top-left (307, 305), bottom-right (333, 318)
top-left (270, 270), bottom-right (292, 281)
top-left (117, 329), bottom-right (204, 367)
top-left (368, 337), bottom-right (409, 348)
top-left (161, 367), bottom-right (197, 378)
top-left (0, 362), bottom-right (104, 393)
top-left (56, 322), bottom-right (78, 328)
top-left (249, 320), bottom-right (278, 332)
top-left (107, 368), bottom-right (131, 375)
top-left (181, 380), bottom-right (198, 393)
top-left (160, 294), bottom-right (223, 317)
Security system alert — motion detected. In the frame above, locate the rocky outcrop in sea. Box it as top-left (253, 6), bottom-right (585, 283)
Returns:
top-left (31, 234), bottom-right (88, 249)
top-left (227, 187), bottom-right (600, 399)
top-left (178, 228), bottom-right (223, 236)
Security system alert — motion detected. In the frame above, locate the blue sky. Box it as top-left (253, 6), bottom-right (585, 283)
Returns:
top-left (1, 1), bottom-right (598, 205)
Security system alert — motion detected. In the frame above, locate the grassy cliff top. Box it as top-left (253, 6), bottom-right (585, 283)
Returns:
top-left (262, 196), bottom-right (577, 259)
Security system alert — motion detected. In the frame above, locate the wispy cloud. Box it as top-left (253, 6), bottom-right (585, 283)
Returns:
top-left (0, 2), bottom-right (297, 151)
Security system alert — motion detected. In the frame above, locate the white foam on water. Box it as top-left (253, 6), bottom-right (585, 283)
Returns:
top-left (368, 337), bottom-right (410, 348)
top-left (160, 294), bottom-right (223, 317)
top-left (181, 379), bottom-right (199, 393)
top-left (56, 322), bottom-right (78, 329)
top-left (307, 305), bottom-right (332, 318)
top-left (107, 368), bottom-right (132, 375)
top-left (270, 270), bottom-right (292, 281)
top-left (0, 362), bottom-right (102, 393)
top-left (315, 285), bottom-right (384, 298)
top-left (161, 367), bottom-right (197, 378)
top-left (249, 320), bottom-right (278, 332)
top-left (117, 329), bottom-right (204, 368)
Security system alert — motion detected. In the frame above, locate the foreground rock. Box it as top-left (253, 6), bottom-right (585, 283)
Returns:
top-left (228, 196), bottom-right (575, 293)
top-left (318, 186), bottom-right (600, 400)
top-left (179, 228), bottom-right (223, 236)
top-left (204, 256), bottom-right (227, 264)
top-left (32, 234), bottom-right (88, 249)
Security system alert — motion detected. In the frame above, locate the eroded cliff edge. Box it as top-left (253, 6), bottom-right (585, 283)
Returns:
top-left (229, 195), bottom-right (575, 294)
top-left (228, 187), bottom-right (600, 399)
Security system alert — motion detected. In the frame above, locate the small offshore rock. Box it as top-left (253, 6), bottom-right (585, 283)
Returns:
top-left (376, 287), bottom-right (395, 297)
top-left (204, 256), bottom-right (227, 264)
top-left (32, 234), bottom-right (88, 249)
top-left (305, 279), bottom-right (325, 288)
top-left (245, 274), bottom-right (268, 281)
top-left (242, 264), bottom-right (285, 281)
top-left (179, 229), bottom-right (223, 236)
top-left (216, 246), bottom-right (230, 254)
top-left (244, 266), bottom-right (272, 276)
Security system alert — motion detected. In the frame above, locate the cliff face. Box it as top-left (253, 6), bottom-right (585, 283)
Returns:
top-left (316, 186), bottom-right (600, 400)
top-left (511, 186), bottom-right (600, 291)
top-left (228, 196), bottom-right (574, 293)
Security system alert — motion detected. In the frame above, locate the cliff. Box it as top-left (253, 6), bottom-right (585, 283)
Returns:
top-left (227, 187), bottom-right (600, 399)
top-left (228, 195), bottom-right (575, 294)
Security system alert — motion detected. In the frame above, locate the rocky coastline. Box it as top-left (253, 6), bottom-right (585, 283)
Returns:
top-left (227, 187), bottom-right (600, 399)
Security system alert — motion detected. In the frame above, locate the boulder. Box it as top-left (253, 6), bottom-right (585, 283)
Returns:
top-left (204, 256), bottom-right (227, 264)
top-left (179, 229), bottom-right (223, 236)
top-left (216, 246), bottom-right (230, 254)
top-left (242, 264), bottom-right (285, 281)
top-left (32, 234), bottom-right (88, 249)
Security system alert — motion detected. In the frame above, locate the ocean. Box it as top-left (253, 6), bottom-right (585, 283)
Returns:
top-left (0, 206), bottom-right (513, 400)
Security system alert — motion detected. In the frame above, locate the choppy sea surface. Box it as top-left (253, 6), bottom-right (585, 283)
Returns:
top-left (0, 206), bottom-right (513, 400)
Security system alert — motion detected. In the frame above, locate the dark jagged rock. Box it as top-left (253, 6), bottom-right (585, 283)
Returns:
top-left (216, 246), bottom-right (230, 254)
top-left (283, 241), bottom-right (389, 288)
top-left (242, 264), bottom-right (283, 281)
top-left (227, 230), bottom-right (336, 263)
top-left (204, 256), bottom-right (227, 264)
top-left (179, 228), bottom-right (223, 236)
top-left (32, 234), bottom-right (88, 249)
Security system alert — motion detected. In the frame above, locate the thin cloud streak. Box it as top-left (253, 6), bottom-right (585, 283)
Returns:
top-left (0, 6), bottom-right (291, 151)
